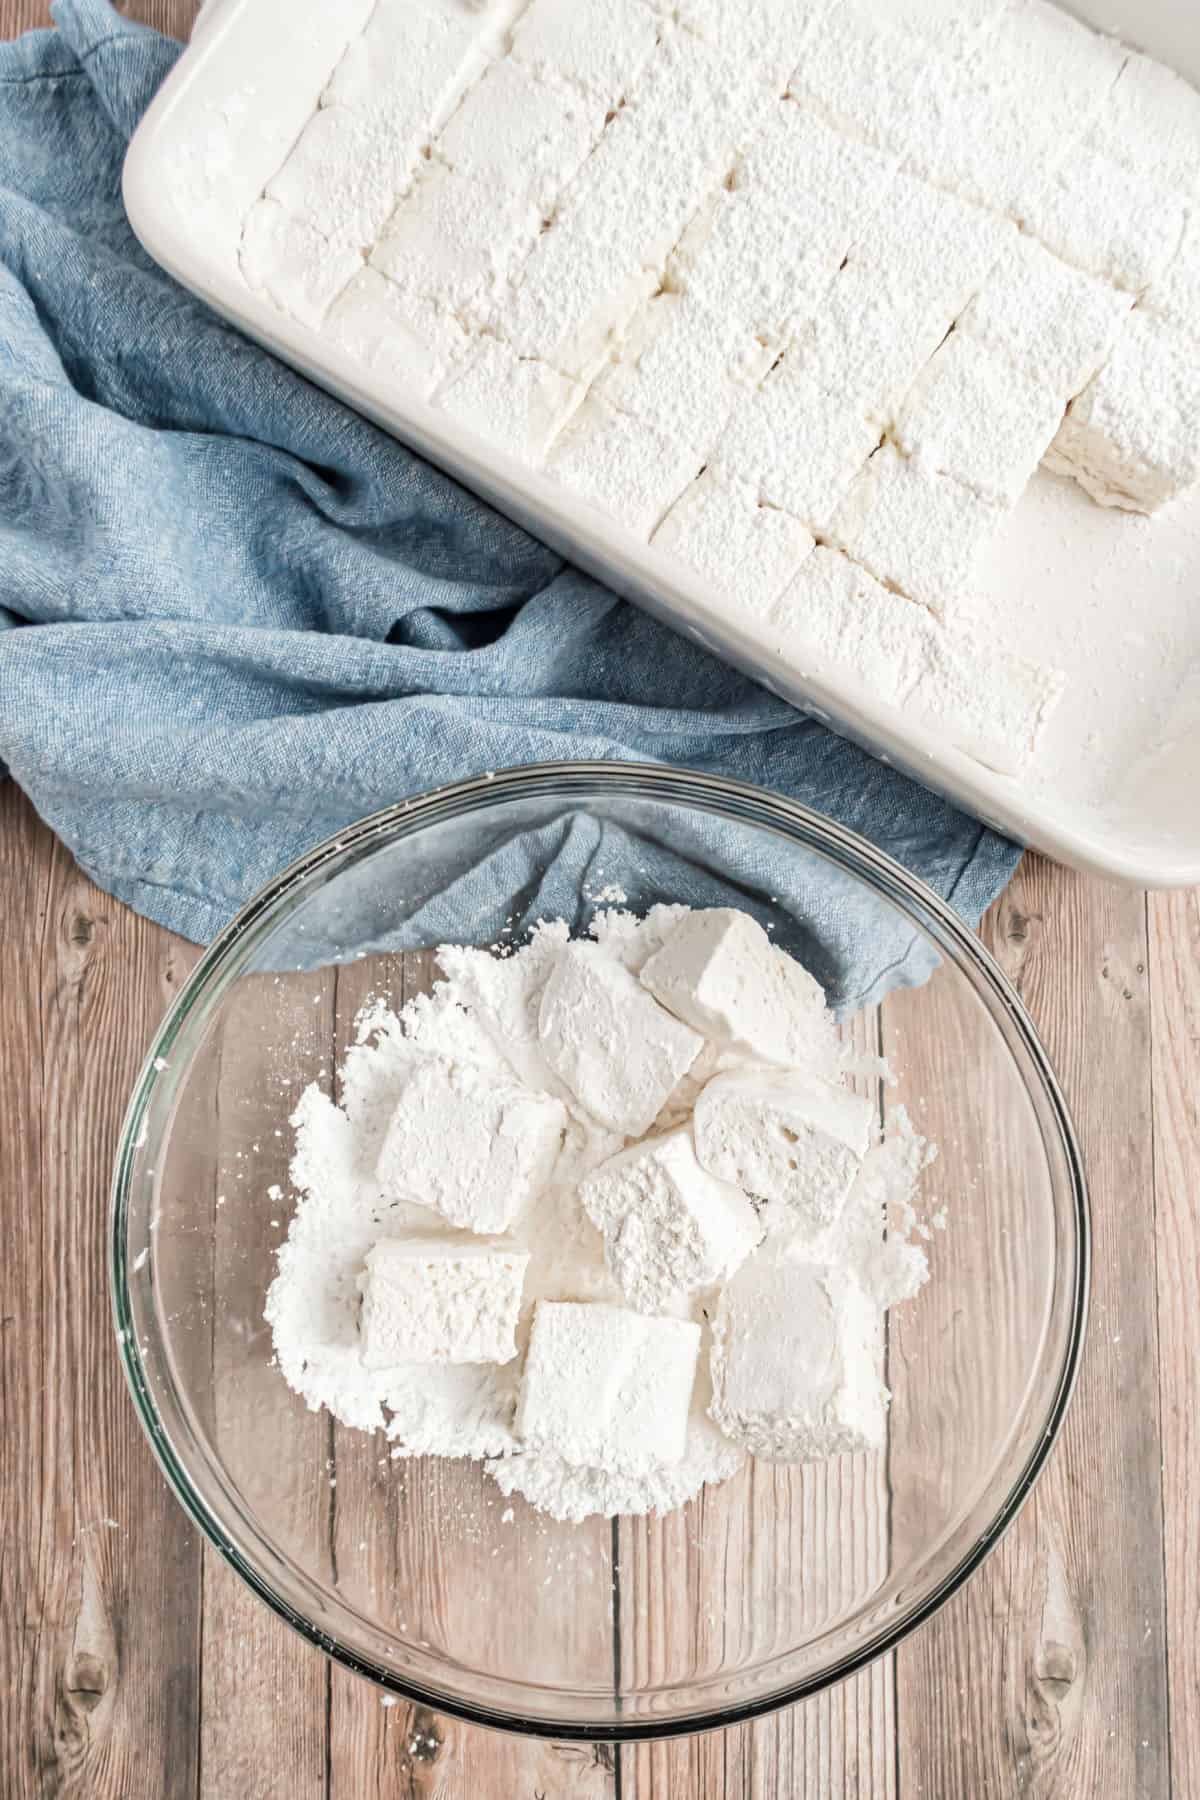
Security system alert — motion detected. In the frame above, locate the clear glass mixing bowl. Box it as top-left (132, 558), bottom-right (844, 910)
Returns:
top-left (111, 764), bottom-right (1088, 1739)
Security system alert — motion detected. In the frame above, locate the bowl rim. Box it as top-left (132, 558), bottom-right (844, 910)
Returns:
top-left (110, 760), bottom-right (1090, 1741)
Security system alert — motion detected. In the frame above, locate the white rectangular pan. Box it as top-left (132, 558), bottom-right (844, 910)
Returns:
top-left (122, 0), bottom-right (1200, 886)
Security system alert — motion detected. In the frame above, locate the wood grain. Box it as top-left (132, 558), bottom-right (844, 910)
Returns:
top-left (1148, 889), bottom-right (1200, 1800)
top-left (892, 865), bottom-right (1169, 1800)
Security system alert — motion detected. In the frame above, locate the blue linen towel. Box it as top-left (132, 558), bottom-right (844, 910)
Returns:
top-left (0, 0), bottom-right (1019, 1000)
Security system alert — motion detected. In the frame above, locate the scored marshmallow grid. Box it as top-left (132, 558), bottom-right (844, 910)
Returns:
top-left (239, 0), bottom-right (1200, 776)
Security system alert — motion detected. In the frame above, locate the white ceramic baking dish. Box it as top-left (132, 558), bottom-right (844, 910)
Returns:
top-left (122, 0), bottom-right (1200, 885)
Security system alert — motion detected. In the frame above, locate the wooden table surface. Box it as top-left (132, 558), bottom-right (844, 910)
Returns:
top-left (2, 3), bottom-right (1198, 1795)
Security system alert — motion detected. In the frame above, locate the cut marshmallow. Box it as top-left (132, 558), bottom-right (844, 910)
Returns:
top-left (510, 0), bottom-right (662, 106)
top-left (516, 1301), bottom-right (701, 1471)
top-left (375, 1057), bottom-right (566, 1233)
top-left (828, 445), bottom-right (1005, 618)
top-left (789, 257), bottom-right (963, 429)
top-left (1086, 51), bottom-right (1200, 191)
top-left (1046, 309), bottom-right (1200, 515)
top-left (710, 1253), bottom-right (885, 1460)
top-left (1019, 144), bottom-right (1188, 295)
top-left (358, 1237), bottom-right (528, 1367)
top-left (851, 172), bottom-right (1017, 314)
top-left (1141, 207), bottom-right (1200, 347)
top-left (437, 56), bottom-right (600, 198)
top-left (713, 359), bottom-right (882, 532)
top-left (651, 469), bottom-right (815, 614)
top-left (640, 908), bottom-right (833, 1069)
top-left (370, 162), bottom-right (541, 318)
top-left (955, 235), bottom-right (1135, 395)
top-left (580, 1127), bottom-right (760, 1312)
top-left (538, 940), bottom-right (705, 1137)
top-left (785, 0), bottom-right (938, 153)
top-left (693, 1068), bottom-right (873, 1228)
top-left (544, 395), bottom-right (703, 538)
top-left (769, 548), bottom-right (1063, 775)
top-left (433, 338), bottom-right (583, 465)
top-left (892, 332), bottom-right (1068, 507)
top-left (593, 291), bottom-right (773, 452)
top-left (326, 269), bottom-right (472, 398)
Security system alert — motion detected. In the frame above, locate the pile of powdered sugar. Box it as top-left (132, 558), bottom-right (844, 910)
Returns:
top-left (266, 904), bottom-right (939, 1523)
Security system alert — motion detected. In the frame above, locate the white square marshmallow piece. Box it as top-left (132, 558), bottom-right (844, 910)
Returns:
top-left (694, 1068), bottom-right (874, 1230)
top-left (640, 908), bottom-right (833, 1068)
top-left (517, 1301), bottom-right (701, 1471)
top-left (711, 1254), bottom-right (885, 1460)
top-left (580, 1127), bottom-right (760, 1312)
top-left (376, 1056), bottom-right (566, 1234)
top-left (358, 1238), bottom-right (529, 1368)
top-left (538, 941), bottom-right (704, 1136)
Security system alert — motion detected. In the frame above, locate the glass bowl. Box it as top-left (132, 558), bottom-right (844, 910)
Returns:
top-left (111, 763), bottom-right (1088, 1740)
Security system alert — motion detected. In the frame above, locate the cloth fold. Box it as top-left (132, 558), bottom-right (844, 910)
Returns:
top-left (0, 1), bottom-right (1019, 989)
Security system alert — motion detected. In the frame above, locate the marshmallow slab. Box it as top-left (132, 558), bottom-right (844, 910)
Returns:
top-left (580, 1127), bottom-right (760, 1311)
top-left (517, 1301), bottom-right (701, 1471)
top-left (358, 1238), bottom-right (529, 1367)
top-left (376, 1057), bottom-right (566, 1233)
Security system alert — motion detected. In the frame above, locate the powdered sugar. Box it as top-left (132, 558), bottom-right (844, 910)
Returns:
top-left (266, 905), bottom-right (940, 1522)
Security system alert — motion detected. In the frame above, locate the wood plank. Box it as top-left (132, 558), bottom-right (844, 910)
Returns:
top-left (0, 0), bottom-right (198, 35)
top-left (325, 951), bottom-right (617, 1799)
top-left (0, 785), bottom-right (205, 1797)
top-left (198, 968), bottom-right (336, 1800)
top-left (623, 1011), bottom-right (896, 1800)
top-left (1148, 888), bottom-right (1200, 1800)
top-left (890, 860), bottom-right (1169, 1798)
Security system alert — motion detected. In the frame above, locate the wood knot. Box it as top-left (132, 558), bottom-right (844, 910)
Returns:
top-left (69, 913), bottom-right (95, 947)
top-left (1006, 906), bottom-right (1030, 944)
top-left (64, 1653), bottom-right (110, 1713)
top-left (405, 1708), bottom-right (443, 1764)
top-left (1034, 1640), bottom-right (1078, 1701)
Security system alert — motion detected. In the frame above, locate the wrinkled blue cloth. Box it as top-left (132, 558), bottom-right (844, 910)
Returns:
top-left (0, 0), bottom-right (1019, 996)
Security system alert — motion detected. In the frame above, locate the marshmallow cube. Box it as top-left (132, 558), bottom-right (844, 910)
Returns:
top-left (580, 1127), bottom-right (761, 1311)
top-left (640, 908), bottom-right (832, 1069)
top-left (516, 1301), bottom-right (701, 1471)
top-left (770, 548), bottom-right (1063, 775)
top-left (434, 337), bottom-right (583, 465)
top-left (544, 395), bottom-right (703, 538)
top-left (694, 1068), bottom-right (873, 1228)
top-left (710, 1255), bottom-right (885, 1460)
top-left (1046, 310), bottom-right (1200, 515)
top-left (892, 333), bottom-right (1068, 507)
top-left (539, 941), bottom-right (705, 1136)
top-left (651, 469), bottom-right (815, 614)
top-left (375, 1057), bottom-right (566, 1233)
top-left (358, 1237), bottom-right (529, 1367)
top-left (828, 444), bottom-right (1005, 619)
